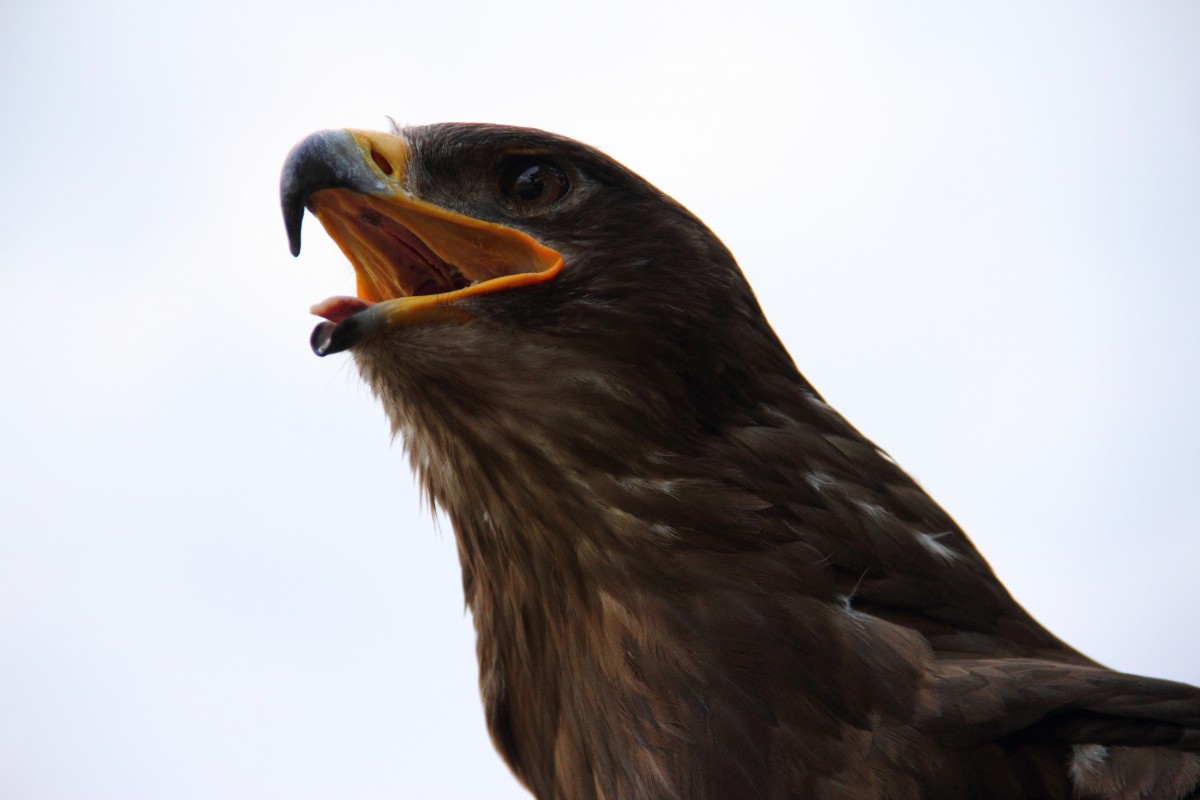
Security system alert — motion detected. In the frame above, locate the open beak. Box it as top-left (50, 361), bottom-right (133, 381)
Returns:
top-left (280, 129), bottom-right (563, 356)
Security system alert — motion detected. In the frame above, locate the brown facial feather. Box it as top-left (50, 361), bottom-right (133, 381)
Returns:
top-left (283, 123), bottom-right (1200, 799)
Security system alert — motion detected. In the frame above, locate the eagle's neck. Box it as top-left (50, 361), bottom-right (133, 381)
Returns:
top-left (354, 332), bottom-right (939, 798)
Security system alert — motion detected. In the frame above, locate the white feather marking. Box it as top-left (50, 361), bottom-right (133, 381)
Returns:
top-left (916, 531), bottom-right (961, 563)
top-left (855, 500), bottom-right (890, 520)
top-left (1069, 744), bottom-right (1109, 782)
top-left (805, 392), bottom-right (832, 411)
top-left (761, 406), bottom-right (796, 426)
top-left (654, 479), bottom-right (681, 496)
top-left (837, 571), bottom-right (870, 614)
top-left (649, 523), bottom-right (678, 542)
top-left (804, 471), bottom-right (837, 492)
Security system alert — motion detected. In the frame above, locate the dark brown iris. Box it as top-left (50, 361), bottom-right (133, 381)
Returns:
top-left (500, 158), bottom-right (569, 211)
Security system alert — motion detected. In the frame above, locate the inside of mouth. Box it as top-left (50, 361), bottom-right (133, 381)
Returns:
top-left (310, 190), bottom-right (473, 304)
top-left (365, 214), bottom-right (471, 298)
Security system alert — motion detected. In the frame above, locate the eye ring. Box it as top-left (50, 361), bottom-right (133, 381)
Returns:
top-left (499, 158), bottom-right (570, 211)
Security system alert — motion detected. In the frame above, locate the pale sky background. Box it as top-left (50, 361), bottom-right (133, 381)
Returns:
top-left (2, 2), bottom-right (1198, 798)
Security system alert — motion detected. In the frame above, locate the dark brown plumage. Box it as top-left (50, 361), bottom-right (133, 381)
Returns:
top-left (280, 123), bottom-right (1200, 799)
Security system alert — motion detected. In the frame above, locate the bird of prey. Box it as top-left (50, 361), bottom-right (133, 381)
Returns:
top-left (280, 124), bottom-right (1200, 799)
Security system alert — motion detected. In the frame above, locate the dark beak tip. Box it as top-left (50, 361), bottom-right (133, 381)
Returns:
top-left (283, 207), bottom-right (303, 257)
top-left (310, 320), bottom-right (337, 356)
top-left (282, 184), bottom-right (305, 257)
top-left (280, 128), bottom-right (381, 260)
top-left (308, 311), bottom-right (369, 357)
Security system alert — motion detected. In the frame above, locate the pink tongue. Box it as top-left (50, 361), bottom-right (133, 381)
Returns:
top-left (310, 296), bottom-right (374, 324)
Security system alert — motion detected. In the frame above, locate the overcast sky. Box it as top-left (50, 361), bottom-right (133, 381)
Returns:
top-left (2, 2), bottom-right (1198, 798)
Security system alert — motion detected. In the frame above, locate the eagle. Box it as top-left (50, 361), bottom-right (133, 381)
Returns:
top-left (280, 124), bottom-right (1200, 799)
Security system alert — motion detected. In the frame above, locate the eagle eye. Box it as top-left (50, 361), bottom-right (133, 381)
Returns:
top-left (499, 158), bottom-right (569, 211)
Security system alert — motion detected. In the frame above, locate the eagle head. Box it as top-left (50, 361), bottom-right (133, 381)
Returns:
top-left (281, 124), bottom-right (802, 526)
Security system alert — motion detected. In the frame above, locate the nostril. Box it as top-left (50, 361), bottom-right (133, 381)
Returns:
top-left (371, 148), bottom-right (394, 176)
